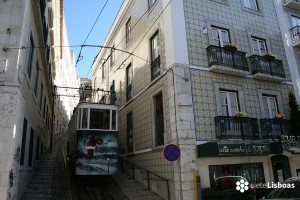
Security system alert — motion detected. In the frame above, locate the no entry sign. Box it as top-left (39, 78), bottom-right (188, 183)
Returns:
top-left (163, 144), bottom-right (180, 161)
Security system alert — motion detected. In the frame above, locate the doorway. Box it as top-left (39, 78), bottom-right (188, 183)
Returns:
top-left (271, 155), bottom-right (291, 182)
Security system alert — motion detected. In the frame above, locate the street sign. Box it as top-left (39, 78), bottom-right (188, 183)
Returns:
top-left (164, 144), bottom-right (180, 161)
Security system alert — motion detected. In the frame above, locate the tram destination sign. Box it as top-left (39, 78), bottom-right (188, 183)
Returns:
top-left (218, 143), bottom-right (270, 156)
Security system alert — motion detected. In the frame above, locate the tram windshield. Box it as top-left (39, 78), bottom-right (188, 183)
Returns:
top-left (76, 106), bottom-right (117, 131)
top-left (90, 109), bottom-right (110, 129)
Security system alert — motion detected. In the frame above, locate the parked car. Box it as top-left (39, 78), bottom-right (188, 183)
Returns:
top-left (214, 176), bottom-right (256, 200)
top-left (260, 177), bottom-right (300, 199)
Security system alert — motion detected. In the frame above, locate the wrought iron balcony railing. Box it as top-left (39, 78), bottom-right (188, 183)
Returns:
top-left (260, 118), bottom-right (291, 140)
top-left (249, 55), bottom-right (285, 78)
top-left (291, 25), bottom-right (300, 45)
top-left (215, 116), bottom-right (259, 140)
top-left (206, 45), bottom-right (249, 71)
top-left (151, 56), bottom-right (160, 80)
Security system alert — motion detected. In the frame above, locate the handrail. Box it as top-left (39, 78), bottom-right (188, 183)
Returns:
top-left (118, 154), bottom-right (170, 200)
top-left (118, 154), bottom-right (169, 181)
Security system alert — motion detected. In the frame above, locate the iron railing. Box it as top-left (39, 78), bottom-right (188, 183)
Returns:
top-left (215, 116), bottom-right (259, 140)
top-left (118, 155), bottom-right (170, 200)
top-left (206, 45), bottom-right (249, 71)
top-left (260, 119), bottom-right (291, 140)
top-left (291, 25), bottom-right (300, 45)
top-left (249, 55), bottom-right (285, 78)
top-left (151, 56), bottom-right (161, 80)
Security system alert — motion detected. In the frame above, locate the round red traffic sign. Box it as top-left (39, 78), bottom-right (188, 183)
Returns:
top-left (163, 144), bottom-right (180, 161)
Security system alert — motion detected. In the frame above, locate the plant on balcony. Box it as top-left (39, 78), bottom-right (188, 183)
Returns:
top-left (274, 113), bottom-right (285, 119)
top-left (224, 42), bottom-right (238, 53)
top-left (289, 91), bottom-right (300, 136)
top-left (263, 52), bottom-right (276, 61)
top-left (235, 111), bottom-right (246, 117)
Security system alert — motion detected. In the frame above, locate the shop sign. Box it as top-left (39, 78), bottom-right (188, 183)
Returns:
top-left (218, 143), bottom-right (270, 156)
top-left (281, 135), bottom-right (300, 150)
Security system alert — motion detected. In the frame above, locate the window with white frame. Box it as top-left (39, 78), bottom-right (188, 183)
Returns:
top-left (292, 15), bottom-right (300, 27)
top-left (150, 31), bottom-right (160, 80)
top-left (27, 34), bottom-right (34, 79)
top-left (110, 46), bottom-right (115, 68)
top-left (126, 18), bottom-right (131, 43)
top-left (220, 91), bottom-right (239, 116)
top-left (148, 0), bottom-right (157, 8)
top-left (126, 64), bottom-right (132, 101)
top-left (102, 62), bottom-right (106, 81)
top-left (251, 37), bottom-right (267, 56)
top-left (211, 26), bottom-right (230, 47)
top-left (34, 62), bottom-right (39, 96)
top-left (244, 0), bottom-right (258, 11)
top-left (262, 95), bottom-right (278, 118)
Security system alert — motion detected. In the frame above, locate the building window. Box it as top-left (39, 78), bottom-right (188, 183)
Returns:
top-left (127, 112), bottom-right (133, 153)
top-left (27, 34), bottom-right (34, 79)
top-left (28, 128), bottom-right (34, 167)
top-left (251, 37), bottom-right (267, 56)
top-left (291, 15), bottom-right (300, 27)
top-left (154, 92), bottom-right (164, 146)
top-left (34, 62), bottom-right (39, 96)
top-left (148, 0), bottom-right (157, 8)
top-left (110, 46), bottom-right (115, 68)
top-left (220, 91), bottom-right (239, 116)
top-left (36, 136), bottom-right (40, 160)
top-left (126, 64), bottom-right (132, 101)
top-left (20, 118), bottom-right (28, 166)
top-left (209, 163), bottom-right (265, 188)
top-left (126, 18), bottom-right (131, 43)
top-left (262, 95), bottom-right (278, 118)
top-left (43, 96), bottom-right (46, 119)
top-left (102, 62), bottom-right (106, 81)
top-left (244, 0), bottom-right (258, 11)
top-left (212, 26), bottom-right (230, 47)
top-left (39, 83), bottom-right (43, 110)
top-left (150, 31), bottom-right (160, 80)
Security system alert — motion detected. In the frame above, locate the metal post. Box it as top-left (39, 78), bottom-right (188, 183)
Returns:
top-left (167, 180), bottom-right (170, 200)
top-left (147, 171), bottom-right (150, 191)
top-left (132, 162), bottom-right (135, 179)
top-left (196, 175), bottom-right (202, 200)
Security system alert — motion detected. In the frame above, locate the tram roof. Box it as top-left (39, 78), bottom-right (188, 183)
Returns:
top-left (75, 102), bottom-right (118, 110)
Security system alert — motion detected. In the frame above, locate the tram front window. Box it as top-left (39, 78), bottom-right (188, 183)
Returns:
top-left (90, 109), bottom-right (110, 129)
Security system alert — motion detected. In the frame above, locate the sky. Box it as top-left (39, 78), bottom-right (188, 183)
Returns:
top-left (64, 0), bottom-right (123, 79)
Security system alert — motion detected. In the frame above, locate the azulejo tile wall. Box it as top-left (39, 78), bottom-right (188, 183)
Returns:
top-left (190, 69), bottom-right (292, 140)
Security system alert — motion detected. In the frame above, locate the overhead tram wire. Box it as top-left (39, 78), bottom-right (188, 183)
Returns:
top-left (75, 0), bottom-right (109, 66)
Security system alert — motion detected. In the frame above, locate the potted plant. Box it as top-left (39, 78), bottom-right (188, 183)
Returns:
top-left (274, 113), bottom-right (284, 119)
top-left (235, 111), bottom-right (246, 117)
top-left (263, 52), bottom-right (276, 61)
top-left (224, 42), bottom-right (238, 53)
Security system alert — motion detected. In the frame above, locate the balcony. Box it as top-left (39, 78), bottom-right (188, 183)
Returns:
top-left (249, 55), bottom-right (285, 82)
top-left (215, 116), bottom-right (259, 140)
top-left (206, 45), bottom-right (249, 77)
top-left (290, 25), bottom-right (300, 47)
top-left (260, 119), bottom-right (291, 140)
top-left (151, 56), bottom-right (160, 81)
top-left (284, 0), bottom-right (300, 11)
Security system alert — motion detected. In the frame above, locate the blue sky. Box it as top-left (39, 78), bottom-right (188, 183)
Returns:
top-left (64, 0), bottom-right (123, 78)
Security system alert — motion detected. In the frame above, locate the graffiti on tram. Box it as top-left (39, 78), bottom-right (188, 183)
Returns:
top-left (76, 131), bottom-right (118, 175)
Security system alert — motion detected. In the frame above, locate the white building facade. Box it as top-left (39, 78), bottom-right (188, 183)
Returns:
top-left (0, 0), bottom-right (78, 199)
